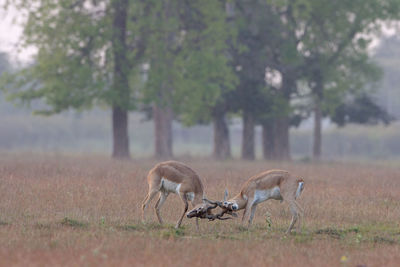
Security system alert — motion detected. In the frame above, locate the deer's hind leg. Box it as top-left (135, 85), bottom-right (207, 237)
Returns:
top-left (286, 199), bottom-right (301, 234)
top-left (293, 200), bottom-right (304, 231)
top-left (142, 174), bottom-right (162, 222)
top-left (142, 189), bottom-right (159, 222)
top-left (281, 183), bottom-right (303, 233)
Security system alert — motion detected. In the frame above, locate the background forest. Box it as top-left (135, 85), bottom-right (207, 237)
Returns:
top-left (1, 0), bottom-right (400, 161)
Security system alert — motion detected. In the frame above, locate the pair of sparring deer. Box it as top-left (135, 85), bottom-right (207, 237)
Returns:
top-left (142, 161), bottom-right (305, 233)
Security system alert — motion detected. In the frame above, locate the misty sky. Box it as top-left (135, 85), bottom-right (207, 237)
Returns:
top-left (0, 3), bottom-right (35, 63)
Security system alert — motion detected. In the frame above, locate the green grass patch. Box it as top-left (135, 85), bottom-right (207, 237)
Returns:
top-left (313, 224), bottom-right (400, 245)
top-left (34, 222), bottom-right (53, 230)
top-left (371, 236), bottom-right (397, 245)
top-left (0, 220), bottom-right (10, 226)
top-left (60, 217), bottom-right (88, 228)
top-left (293, 232), bottom-right (314, 243)
top-left (159, 226), bottom-right (185, 239)
top-left (315, 226), bottom-right (359, 239)
top-left (115, 224), bottom-right (141, 231)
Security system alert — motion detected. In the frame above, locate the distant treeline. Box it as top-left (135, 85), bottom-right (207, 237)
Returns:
top-left (1, 107), bottom-right (400, 160)
top-left (1, 0), bottom-right (399, 160)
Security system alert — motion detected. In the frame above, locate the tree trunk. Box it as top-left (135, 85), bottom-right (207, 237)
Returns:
top-left (241, 111), bottom-right (255, 160)
top-left (273, 117), bottom-right (290, 160)
top-left (262, 121), bottom-right (275, 160)
top-left (111, 0), bottom-right (130, 159)
top-left (313, 96), bottom-right (322, 160)
top-left (213, 112), bottom-right (231, 160)
top-left (312, 72), bottom-right (324, 161)
top-left (271, 75), bottom-right (294, 161)
top-left (153, 104), bottom-right (173, 158)
top-left (112, 106), bottom-right (130, 159)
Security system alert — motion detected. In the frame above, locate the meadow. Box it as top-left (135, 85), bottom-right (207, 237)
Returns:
top-left (0, 153), bottom-right (399, 266)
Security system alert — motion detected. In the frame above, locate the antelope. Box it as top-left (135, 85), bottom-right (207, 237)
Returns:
top-left (200, 170), bottom-right (305, 233)
top-left (141, 161), bottom-right (231, 230)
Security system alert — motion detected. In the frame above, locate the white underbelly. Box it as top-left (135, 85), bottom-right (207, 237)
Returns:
top-left (161, 178), bottom-right (181, 194)
top-left (161, 178), bottom-right (195, 201)
top-left (254, 187), bottom-right (282, 204)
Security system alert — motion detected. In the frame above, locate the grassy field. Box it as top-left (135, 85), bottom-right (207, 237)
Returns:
top-left (0, 153), bottom-right (399, 266)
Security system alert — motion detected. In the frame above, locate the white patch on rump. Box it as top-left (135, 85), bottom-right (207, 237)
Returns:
top-left (295, 182), bottom-right (304, 199)
top-left (254, 186), bottom-right (282, 204)
top-left (161, 178), bottom-right (181, 194)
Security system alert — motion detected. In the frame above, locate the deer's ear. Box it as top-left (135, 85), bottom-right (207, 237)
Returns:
top-left (224, 189), bottom-right (228, 201)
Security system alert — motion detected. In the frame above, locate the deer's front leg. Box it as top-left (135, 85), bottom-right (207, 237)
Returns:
top-left (248, 204), bottom-right (257, 227)
top-left (175, 194), bottom-right (189, 229)
top-left (241, 199), bottom-right (254, 227)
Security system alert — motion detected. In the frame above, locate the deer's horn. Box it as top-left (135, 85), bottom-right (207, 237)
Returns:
top-left (205, 208), bottom-right (237, 221)
top-left (203, 198), bottom-right (224, 208)
top-left (224, 189), bottom-right (228, 201)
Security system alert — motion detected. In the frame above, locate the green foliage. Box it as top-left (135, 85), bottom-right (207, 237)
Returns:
top-left (1, 0), bottom-right (136, 114)
top-left (331, 94), bottom-right (393, 126)
top-left (140, 0), bottom-right (237, 125)
top-left (277, 0), bottom-right (400, 126)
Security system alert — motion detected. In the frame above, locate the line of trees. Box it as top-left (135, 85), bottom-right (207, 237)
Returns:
top-left (1, 0), bottom-right (398, 160)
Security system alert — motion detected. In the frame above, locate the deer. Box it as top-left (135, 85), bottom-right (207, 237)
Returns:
top-left (190, 169), bottom-right (305, 233)
top-left (141, 161), bottom-right (232, 230)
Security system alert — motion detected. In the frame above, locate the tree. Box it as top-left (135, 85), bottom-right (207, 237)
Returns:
top-left (229, 0), bottom-right (273, 160)
top-left (1, 0), bottom-right (138, 159)
top-left (264, 0), bottom-right (400, 160)
top-left (138, 0), bottom-right (236, 159)
top-left (331, 93), bottom-right (393, 126)
top-left (178, 0), bottom-right (237, 160)
top-left (111, 0), bottom-right (131, 158)
top-left (259, 0), bottom-right (309, 160)
top-left (160, 0), bottom-right (237, 160)
top-left (297, 0), bottom-right (400, 160)
top-left (225, 0), bottom-right (305, 161)
top-left (0, 52), bottom-right (13, 113)
top-left (373, 36), bottom-right (400, 119)
top-left (139, 0), bottom-right (180, 158)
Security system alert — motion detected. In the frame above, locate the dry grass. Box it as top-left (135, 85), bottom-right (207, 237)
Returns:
top-left (1, 153), bottom-right (400, 266)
